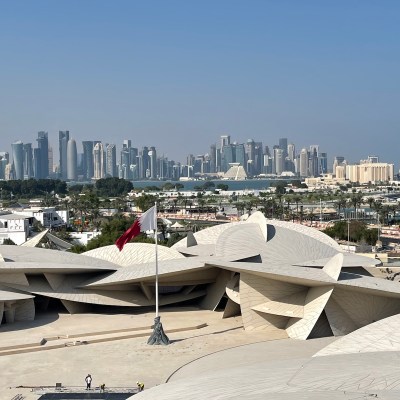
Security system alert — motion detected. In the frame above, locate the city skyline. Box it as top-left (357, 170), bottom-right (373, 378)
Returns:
top-left (0, 130), bottom-right (395, 169)
top-left (0, 131), bottom-right (395, 184)
top-left (1, 1), bottom-right (399, 166)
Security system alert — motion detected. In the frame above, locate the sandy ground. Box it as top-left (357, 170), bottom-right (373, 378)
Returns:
top-left (0, 307), bottom-right (286, 400)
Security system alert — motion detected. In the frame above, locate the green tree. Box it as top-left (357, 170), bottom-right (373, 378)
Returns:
top-left (95, 177), bottom-right (133, 197)
top-left (135, 194), bottom-right (157, 212)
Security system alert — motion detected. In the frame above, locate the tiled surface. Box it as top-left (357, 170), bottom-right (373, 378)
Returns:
top-left (315, 313), bottom-right (400, 357)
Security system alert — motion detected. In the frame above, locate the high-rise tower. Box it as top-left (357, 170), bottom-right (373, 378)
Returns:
top-left (59, 131), bottom-right (70, 180)
top-left (67, 138), bottom-right (77, 181)
top-left (149, 146), bottom-right (157, 179)
top-left (279, 138), bottom-right (288, 159)
top-left (11, 141), bottom-right (24, 180)
top-left (23, 143), bottom-right (33, 179)
top-left (82, 141), bottom-right (95, 180)
top-left (106, 144), bottom-right (117, 177)
top-left (93, 142), bottom-right (105, 179)
top-left (299, 148), bottom-right (309, 177)
top-left (37, 131), bottom-right (49, 179)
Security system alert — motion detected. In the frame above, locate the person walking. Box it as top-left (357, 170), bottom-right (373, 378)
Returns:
top-left (85, 374), bottom-right (92, 390)
top-left (136, 381), bottom-right (144, 392)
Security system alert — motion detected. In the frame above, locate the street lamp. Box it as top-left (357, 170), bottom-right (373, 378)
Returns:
top-left (319, 198), bottom-right (323, 223)
top-left (347, 219), bottom-right (350, 253)
top-left (377, 214), bottom-right (381, 244)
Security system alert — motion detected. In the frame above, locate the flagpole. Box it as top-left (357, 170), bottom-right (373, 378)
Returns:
top-left (154, 201), bottom-right (159, 318)
top-left (147, 201), bottom-right (170, 345)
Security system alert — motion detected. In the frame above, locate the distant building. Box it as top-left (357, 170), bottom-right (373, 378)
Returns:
top-left (279, 138), bottom-right (288, 158)
top-left (48, 146), bottom-right (54, 175)
top-left (319, 152), bottom-right (328, 174)
top-left (37, 131), bottom-right (49, 179)
top-left (274, 148), bottom-right (284, 175)
top-left (11, 141), bottom-right (24, 180)
top-left (93, 142), bottom-right (105, 179)
top-left (106, 144), bottom-right (117, 177)
top-left (23, 143), bottom-right (33, 179)
top-left (0, 212), bottom-right (29, 245)
top-left (347, 162), bottom-right (394, 184)
top-left (59, 130), bottom-right (70, 180)
top-left (299, 148), bottom-right (308, 177)
top-left (287, 143), bottom-right (295, 162)
top-left (0, 153), bottom-right (8, 180)
top-left (332, 156), bottom-right (345, 175)
top-left (149, 146), bottom-right (157, 179)
top-left (67, 138), bottom-right (78, 181)
top-left (224, 163), bottom-right (248, 180)
top-left (82, 141), bottom-right (95, 180)
top-left (220, 135), bottom-right (230, 150)
top-left (209, 144), bottom-right (216, 173)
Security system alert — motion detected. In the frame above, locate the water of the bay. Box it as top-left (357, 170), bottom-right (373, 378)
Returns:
top-left (130, 178), bottom-right (297, 191)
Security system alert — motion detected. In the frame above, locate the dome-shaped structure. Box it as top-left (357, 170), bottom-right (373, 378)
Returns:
top-left (83, 242), bottom-right (184, 267)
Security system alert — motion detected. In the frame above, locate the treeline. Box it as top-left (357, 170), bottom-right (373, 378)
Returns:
top-left (94, 177), bottom-right (133, 197)
top-left (323, 220), bottom-right (378, 245)
top-left (0, 179), bottom-right (67, 199)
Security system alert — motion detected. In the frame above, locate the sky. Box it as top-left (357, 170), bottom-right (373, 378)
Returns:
top-left (0, 0), bottom-right (399, 168)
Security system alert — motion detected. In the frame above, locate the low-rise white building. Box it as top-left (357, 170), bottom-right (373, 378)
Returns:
top-left (11, 207), bottom-right (69, 229)
top-left (0, 212), bottom-right (29, 245)
top-left (305, 173), bottom-right (346, 190)
top-left (69, 231), bottom-right (101, 246)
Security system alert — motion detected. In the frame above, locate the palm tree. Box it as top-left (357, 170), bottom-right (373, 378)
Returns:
top-left (292, 195), bottom-right (302, 221)
top-left (234, 202), bottom-right (245, 217)
top-left (198, 198), bottom-right (206, 214)
top-left (350, 193), bottom-right (363, 220)
top-left (245, 201), bottom-right (253, 216)
top-left (380, 205), bottom-right (391, 226)
top-left (308, 209), bottom-right (315, 227)
top-left (334, 196), bottom-right (347, 220)
top-left (367, 197), bottom-right (375, 222)
top-left (372, 200), bottom-right (383, 223)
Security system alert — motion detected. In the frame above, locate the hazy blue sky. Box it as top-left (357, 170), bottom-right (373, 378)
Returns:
top-left (0, 0), bottom-right (399, 167)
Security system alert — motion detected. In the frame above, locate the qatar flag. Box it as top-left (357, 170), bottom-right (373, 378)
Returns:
top-left (115, 206), bottom-right (157, 251)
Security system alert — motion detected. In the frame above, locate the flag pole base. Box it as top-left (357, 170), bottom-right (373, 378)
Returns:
top-left (147, 316), bottom-right (170, 345)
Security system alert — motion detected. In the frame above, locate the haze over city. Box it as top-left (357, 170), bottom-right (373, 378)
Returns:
top-left (1, 1), bottom-right (399, 167)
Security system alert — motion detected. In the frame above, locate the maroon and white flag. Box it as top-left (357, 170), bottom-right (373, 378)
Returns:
top-left (115, 206), bottom-right (157, 251)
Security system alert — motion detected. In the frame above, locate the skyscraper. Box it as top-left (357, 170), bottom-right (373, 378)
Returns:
top-left (93, 142), bottom-right (105, 179)
top-left (221, 143), bottom-right (245, 172)
top-left (209, 144), bottom-right (216, 173)
top-left (254, 142), bottom-right (263, 176)
top-left (279, 138), bottom-right (288, 158)
top-left (11, 141), bottom-right (24, 180)
top-left (33, 148), bottom-right (40, 179)
top-left (37, 131), bottom-right (49, 179)
top-left (221, 144), bottom-right (234, 172)
top-left (299, 148), bottom-right (309, 177)
top-left (48, 146), bottom-right (54, 175)
top-left (309, 148), bottom-right (319, 177)
top-left (59, 131), bottom-right (70, 180)
top-left (287, 143), bottom-right (295, 162)
top-left (67, 138), bottom-right (77, 181)
top-left (141, 146), bottom-right (149, 179)
top-left (23, 143), bottom-right (33, 179)
top-left (0, 152), bottom-right (9, 180)
top-left (82, 141), bottom-right (94, 180)
top-left (319, 152), bottom-right (328, 174)
top-left (106, 144), bottom-right (117, 177)
top-left (149, 146), bottom-right (157, 179)
top-left (220, 135), bottom-right (230, 150)
top-left (274, 148), bottom-right (284, 175)
top-left (245, 139), bottom-right (256, 176)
